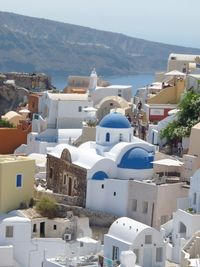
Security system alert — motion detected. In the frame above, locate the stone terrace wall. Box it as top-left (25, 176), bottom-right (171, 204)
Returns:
top-left (35, 190), bottom-right (118, 227)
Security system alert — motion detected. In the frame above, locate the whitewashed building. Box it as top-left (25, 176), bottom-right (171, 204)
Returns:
top-left (161, 168), bottom-right (200, 264)
top-left (0, 211), bottom-right (94, 267)
top-left (104, 217), bottom-right (166, 267)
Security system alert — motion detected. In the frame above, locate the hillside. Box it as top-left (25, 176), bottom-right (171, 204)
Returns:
top-left (0, 11), bottom-right (200, 76)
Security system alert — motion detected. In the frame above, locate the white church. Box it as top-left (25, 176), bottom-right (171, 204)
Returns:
top-left (49, 111), bottom-right (155, 217)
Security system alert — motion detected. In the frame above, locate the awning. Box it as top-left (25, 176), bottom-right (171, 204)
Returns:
top-left (165, 70), bottom-right (186, 76)
top-left (151, 158), bottom-right (183, 167)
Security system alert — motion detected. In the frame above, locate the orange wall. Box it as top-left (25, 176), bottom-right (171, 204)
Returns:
top-left (0, 125), bottom-right (31, 154)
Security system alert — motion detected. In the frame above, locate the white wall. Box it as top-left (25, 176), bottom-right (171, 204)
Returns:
top-left (96, 126), bottom-right (132, 147)
top-left (0, 245), bottom-right (13, 267)
top-left (57, 100), bottom-right (92, 128)
top-left (104, 227), bottom-right (165, 267)
top-left (86, 179), bottom-right (129, 217)
top-left (92, 86), bottom-right (132, 105)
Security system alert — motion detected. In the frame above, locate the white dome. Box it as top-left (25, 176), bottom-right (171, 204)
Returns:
top-left (108, 217), bottom-right (150, 244)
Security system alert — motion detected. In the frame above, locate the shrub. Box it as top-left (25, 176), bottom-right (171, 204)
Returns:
top-left (36, 195), bottom-right (57, 218)
top-left (0, 118), bottom-right (15, 128)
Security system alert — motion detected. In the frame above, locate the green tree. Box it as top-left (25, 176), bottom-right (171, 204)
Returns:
top-left (161, 91), bottom-right (200, 143)
top-left (36, 195), bottom-right (57, 218)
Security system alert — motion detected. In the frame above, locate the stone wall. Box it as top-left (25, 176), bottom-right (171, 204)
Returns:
top-left (35, 190), bottom-right (118, 228)
top-left (46, 152), bottom-right (87, 207)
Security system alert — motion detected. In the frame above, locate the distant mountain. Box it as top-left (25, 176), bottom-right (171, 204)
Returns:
top-left (0, 11), bottom-right (200, 77)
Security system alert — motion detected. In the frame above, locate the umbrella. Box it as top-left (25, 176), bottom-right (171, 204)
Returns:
top-left (165, 70), bottom-right (186, 76)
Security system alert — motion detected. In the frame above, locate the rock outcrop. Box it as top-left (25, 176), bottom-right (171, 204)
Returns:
top-left (0, 72), bottom-right (52, 115)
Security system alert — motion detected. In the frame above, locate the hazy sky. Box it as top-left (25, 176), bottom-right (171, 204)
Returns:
top-left (0, 0), bottom-right (200, 48)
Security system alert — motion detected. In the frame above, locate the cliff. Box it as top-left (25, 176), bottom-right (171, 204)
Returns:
top-left (1, 12), bottom-right (200, 76)
top-left (0, 72), bottom-right (52, 115)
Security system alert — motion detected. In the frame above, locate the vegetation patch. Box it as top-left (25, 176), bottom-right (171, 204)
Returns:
top-left (161, 91), bottom-right (200, 143)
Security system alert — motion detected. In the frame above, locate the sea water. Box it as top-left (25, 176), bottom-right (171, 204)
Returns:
top-left (52, 73), bottom-right (154, 96)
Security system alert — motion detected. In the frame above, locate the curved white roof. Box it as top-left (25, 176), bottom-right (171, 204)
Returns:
top-left (108, 217), bottom-right (150, 244)
top-left (48, 144), bottom-right (79, 162)
top-left (48, 143), bottom-right (110, 170)
top-left (3, 216), bottom-right (30, 223)
top-left (73, 149), bottom-right (105, 169)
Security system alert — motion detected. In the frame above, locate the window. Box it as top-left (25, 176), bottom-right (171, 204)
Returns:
top-left (145, 235), bottom-right (152, 244)
top-left (119, 133), bottom-right (123, 142)
top-left (78, 106), bottom-right (82, 112)
top-left (63, 174), bottom-right (67, 185)
top-left (118, 90), bottom-right (122, 97)
top-left (132, 199), bottom-right (137, 211)
top-left (101, 184), bottom-right (104, 189)
top-left (179, 222), bottom-right (186, 234)
top-left (33, 224), bottom-right (37, 233)
top-left (133, 249), bottom-right (139, 264)
top-left (142, 201), bottom-right (148, 213)
top-left (106, 132), bottom-right (110, 142)
top-left (113, 192), bottom-right (116, 196)
top-left (49, 167), bottom-right (53, 179)
top-left (16, 174), bottom-right (22, 188)
top-left (53, 225), bottom-right (57, 230)
top-left (6, 226), bottom-right (13, 238)
top-left (112, 246), bottom-right (119, 260)
top-left (156, 247), bottom-right (163, 262)
top-left (110, 103), bottom-right (113, 107)
top-left (34, 114), bottom-right (39, 120)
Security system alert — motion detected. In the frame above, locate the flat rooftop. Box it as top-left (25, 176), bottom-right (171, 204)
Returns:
top-left (0, 154), bottom-right (34, 163)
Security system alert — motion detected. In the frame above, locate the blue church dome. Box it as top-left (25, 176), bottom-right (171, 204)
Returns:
top-left (118, 147), bottom-right (154, 169)
top-left (99, 112), bottom-right (131, 128)
top-left (92, 171), bottom-right (109, 180)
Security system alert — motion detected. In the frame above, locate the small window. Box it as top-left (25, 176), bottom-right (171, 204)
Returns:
top-left (106, 132), bottom-right (110, 142)
top-left (142, 201), bottom-right (148, 213)
top-left (112, 246), bottom-right (119, 260)
top-left (145, 235), bottom-right (152, 244)
top-left (6, 226), bottom-right (13, 238)
top-left (49, 167), bottom-right (53, 179)
top-left (171, 56), bottom-right (176, 60)
top-left (110, 103), bottom-right (113, 107)
top-left (113, 192), bottom-right (116, 196)
top-left (132, 199), bottom-right (137, 211)
top-left (16, 174), bottom-right (22, 188)
top-left (78, 106), bottom-right (82, 112)
top-left (63, 174), bottom-right (67, 185)
top-left (101, 184), bottom-right (104, 189)
top-left (156, 247), bottom-right (163, 262)
top-left (133, 249), bottom-right (139, 264)
top-left (33, 224), bottom-right (37, 233)
top-left (53, 225), bottom-right (57, 230)
top-left (119, 133), bottom-right (123, 142)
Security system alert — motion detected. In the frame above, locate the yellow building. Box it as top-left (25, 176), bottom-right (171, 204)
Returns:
top-left (147, 79), bottom-right (185, 105)
top-left (0, 155), bottom-right (35, 213)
